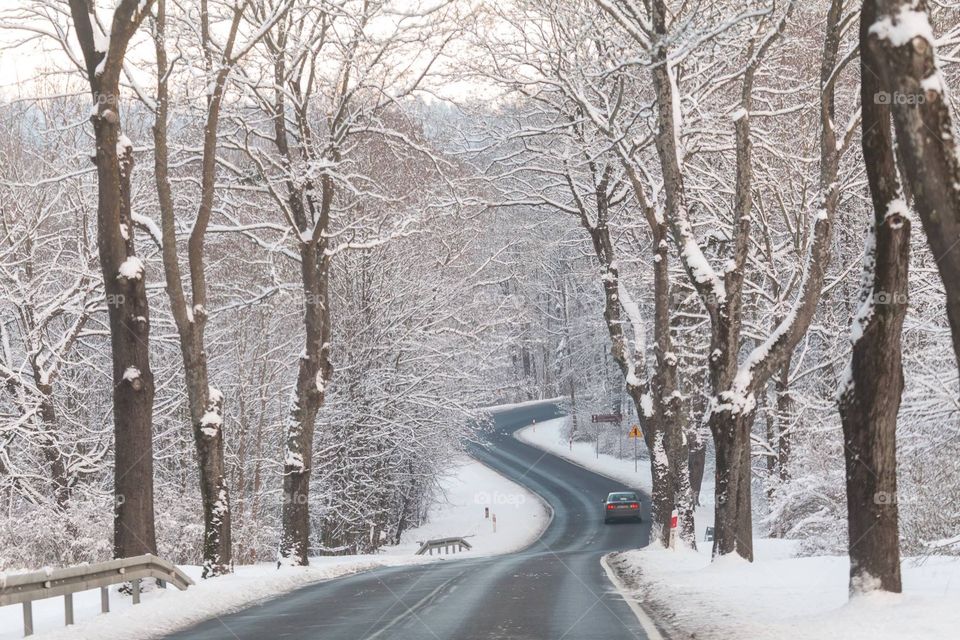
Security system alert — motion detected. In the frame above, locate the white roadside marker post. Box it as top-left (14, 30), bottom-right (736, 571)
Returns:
top-left (492, 513), bottom-right (497, 533)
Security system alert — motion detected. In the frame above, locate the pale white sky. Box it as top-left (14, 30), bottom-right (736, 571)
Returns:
top-left (0, 0), bottom-right (500, 105)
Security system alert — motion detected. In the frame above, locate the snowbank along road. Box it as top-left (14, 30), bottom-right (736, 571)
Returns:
top-left (164, 400), bottom-right (657, 639)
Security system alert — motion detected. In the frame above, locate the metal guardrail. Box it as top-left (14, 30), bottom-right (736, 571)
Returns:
top-left (0, 553), bottom-right (194, 637)
top-left (415, 537), bottom-right (473, 556)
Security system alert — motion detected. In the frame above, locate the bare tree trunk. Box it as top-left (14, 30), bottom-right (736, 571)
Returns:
top-left (568, 380), bottom-right (579, 434)
top-left (250, 397), bottom-right (266, 530)
top-left (834, 4), bottom-right (909, 593)
top-left (151, 0), bottom-right (239, 576)
top-left (646, 0), bottom-right (830, 560)
top-left (37, 390), bottom-right (70, 511)
top-left (775, 360), bottom-right (792, 482)
top-left (709, 410), bottom-right (755, 559)
top-left (762, 387), bottom-right (776, 502)
top-left (261, 15), bottom-right (336, 567)
top-left (651, 221), bottom-right (695, 545)
top-left (558, 270), bottom-right (580, 434)
top-left (104, 61), bottom-right (158, 562)
top-left (865, 0), bottom-right (960, 370)
top-left (183, 336), bottom-right (231, 576)
top-left (68, 0), bottom-right (158, 559)
top-left (644, 427), bottom-right (675, 546)
top-left (687, 438), bottom-right (706, 506)
top-left (645, 0), bottom-right (756, 558)
top-left (279, 198), bottom-right (334, 566)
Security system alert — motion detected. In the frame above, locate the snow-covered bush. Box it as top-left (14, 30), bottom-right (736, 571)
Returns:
top-left (0, 499), bottom-right (112, 571)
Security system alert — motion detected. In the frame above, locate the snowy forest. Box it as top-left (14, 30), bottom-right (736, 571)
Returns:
top-left (1, 0), bottom-right (959, 601)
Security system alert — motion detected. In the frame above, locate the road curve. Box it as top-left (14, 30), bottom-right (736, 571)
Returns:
top-left (165, 400), bottom-right (654, 640)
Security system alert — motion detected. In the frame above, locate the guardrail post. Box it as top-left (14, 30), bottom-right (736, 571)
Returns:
top-left (65, 592), bottom-right (74, 625)
top-left (415, 537), bottom-right (472, 556)
top-left (101, 586), bottom-right (110, 613)
top-left (132, 578), bottom-right (141, 604)
top-left (23, 601), bottom-right (33, 636)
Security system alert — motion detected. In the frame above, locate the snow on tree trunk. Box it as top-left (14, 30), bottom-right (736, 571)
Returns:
top-left (865, 0), bottom-right (960, 372)
top-left (834, 3), bottom-right (909, 594)
top-left (650, 220), bottom-right (696, 546)
top-left (68, 0), bottom-right (159, 559)
top-left (579, 173), bottom-right (695, 548)
top-left (641, 0), bottom-right (838, 561)
top-left (151, 0), bottom-right (244, 577)
top-left (279, 233), bottom-right (333, 567)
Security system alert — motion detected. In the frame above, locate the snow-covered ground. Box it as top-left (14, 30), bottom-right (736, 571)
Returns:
top-left (0, 457), bottom-right (547, 640)
top-left (518, 416), bottom-right (960, 640)
top-left (516, 415), bottom-right (653, 493)
top-left (385, 454), bottom-right (550, 558)
top-left (611, 543), bottom-right (960, 639)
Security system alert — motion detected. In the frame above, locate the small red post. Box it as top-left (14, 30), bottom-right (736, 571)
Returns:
top-left (669, 509), bottom-right (678, 550)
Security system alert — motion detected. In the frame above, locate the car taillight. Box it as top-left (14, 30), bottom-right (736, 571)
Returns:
top-left (629, 503), bottom-right (639, 509)
top-left (606, 504), bottom-right (616, 510)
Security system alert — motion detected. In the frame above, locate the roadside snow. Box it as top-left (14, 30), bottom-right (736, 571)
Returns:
top-left (0, 558), bottom-right (417, 640)
top-left (383, 455), bottom-right (549, 558)
top-left (521, 420), bottom-right (960, 640)
top-left (0, 458), bottom-right (546, 640)
top-left (611, 543), bottom-right (960, 640)
top-left (515, 417), bottom-right (653, 494)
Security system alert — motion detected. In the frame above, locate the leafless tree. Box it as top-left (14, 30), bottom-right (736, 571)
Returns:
top-left (230, 0), bottom-right (461, 565)
top-left (149, 0), bottom-right (289, 578)
top-left (595, 0), bottom-right (855, 561)
top-left (64, 0), bottom-right (159, 559)
top-left (834, 0), bottom-right (914, 595)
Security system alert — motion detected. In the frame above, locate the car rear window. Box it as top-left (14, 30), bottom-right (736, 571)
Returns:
top-left (608, 492), bottom-right (637, 502)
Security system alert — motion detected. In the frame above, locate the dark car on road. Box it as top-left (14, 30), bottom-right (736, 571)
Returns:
top-left (602, 491), bottom-right (641, 523)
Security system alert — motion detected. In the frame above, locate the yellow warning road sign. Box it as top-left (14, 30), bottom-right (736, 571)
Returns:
top-left (628, 425), bottom-right (642, 439)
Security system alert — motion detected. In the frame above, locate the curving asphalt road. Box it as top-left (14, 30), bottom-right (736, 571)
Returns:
top-left (165, 400), bottom-right (655, 640)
